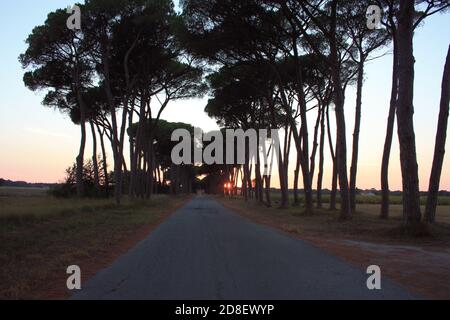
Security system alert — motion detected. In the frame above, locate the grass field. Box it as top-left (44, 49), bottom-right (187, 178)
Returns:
top-left (267, 192), bottom-right (450, 206)
top-left (0, 187), bottom-right (190, 299)
top-left (219, 195), bottom-right (450, 244)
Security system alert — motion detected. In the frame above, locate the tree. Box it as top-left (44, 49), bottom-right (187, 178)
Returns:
top-left (378, 0), bottom-right (449, 219)
top-left (396, 0), bottom-right (422, 225)
top-left (283, 0), bottom-right (355, 219)
top-left (339, 0), bottom-right (389, 212)
top-left (425, 46), bottom-right (450, 223)
top-left (78, 0), bottom-right (205, 203)
top-left (20, 9), bottom-right (93, 197)
top-left (182, 0), bottom-right (326, 212)
top-left (205, 64), bottom-right (280, 205)
top-left (379, 0), bottom-right (400, 219)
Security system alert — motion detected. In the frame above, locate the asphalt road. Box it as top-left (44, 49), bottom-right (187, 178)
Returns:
top-left (72, 196), bottom-right (418, 300)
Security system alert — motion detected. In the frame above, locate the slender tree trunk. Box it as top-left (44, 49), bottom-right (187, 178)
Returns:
top-left (277, 148), bottom-right (288, 208)
top-left (396, 0), bottom-right (422, 225)
top-left (128, 103), bottom-right (135, 198)
top-left (310, 104), bottom-right (322, 180)
top-left (247, 164), bottom-right (253, 199)
top-left (326, 104), bottom-right (337, 210)
top-left (130, 93), bottom-right (147, 198)
top-left (106, 101), bottom-right (121, 203)
top-left (101, 43), bottom-right (122, 205)
top-left (317, 104), bottom-right (326, 209)
top-left (264, 175), bottom-right (272, 207)
top-left (243, 163), bottom-right (248, 201)
top-left (334, 86), bottom-right (350, 219)
top-left (293, 152), bottom-right (301, 205)
top-left (96, 124), bottom-right (109, 197)
top-left (75, 89), bottom-right (86, 198)
top-left (284, 105), bottom-right (313, 212)
top-left (292, 32), bottom-right (313, 213)
top-left (425, 46), bottom-right (450, 223)
top-left (330, 1), bottom-right (351, 220)
top-left (146, 142), bottom-right (155, 199)
top-left (90, 120), bottom-right (100, 192)
top-left (350, 60), bottom-right (365, 212)
top-left (280, 125), bottom-right (292, 208)
top-left (380, 33), bottom-right (399, 219)
top-left (298, 119), bottom-right (313, 213)
top-left (330, 145), bottom-right (338, 211)
top-left (262, 142), bottom-right (273, 206)
top-left (255, 159), bottom-right (264, 204)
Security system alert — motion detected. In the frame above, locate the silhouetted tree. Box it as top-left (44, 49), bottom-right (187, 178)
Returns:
top-left (425, 46), bottom-right (450, 223)
top-left (378, 0), bottom-right (449, 219)
top-left (20, 9), bottom-right (93, 198)
top-left (339, 0), bottom-right (390, 212)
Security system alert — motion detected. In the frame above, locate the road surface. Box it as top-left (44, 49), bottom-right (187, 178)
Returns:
top-left (72, 196), bottom-right (418, 300)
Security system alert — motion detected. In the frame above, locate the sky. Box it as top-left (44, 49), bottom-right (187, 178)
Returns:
top-left (0, 1), bottom-right (449, 191)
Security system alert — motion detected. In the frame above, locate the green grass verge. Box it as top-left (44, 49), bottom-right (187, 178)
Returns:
top-left (0, 193), bottom-right (188, 299)
top-left (267, 192), bottom-right (450, 206)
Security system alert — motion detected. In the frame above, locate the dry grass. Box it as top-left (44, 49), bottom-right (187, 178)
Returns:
top-left (219, 196), bottom-right (450, 245)
top-left (0, 190), bottom-right (190, 299)
top-left (0, 186), bottom-right (49, 198)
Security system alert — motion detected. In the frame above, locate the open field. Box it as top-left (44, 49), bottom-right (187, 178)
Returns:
top-left (0, 186), bottom-right (49, 198)
top-left (219, 196), bottom-right (450, 243)
top-left (218, 196), bottom-right (450, 299)
top-left (0, 188), bottom-right (190, 299)
top-left (267, 191), bottom-right (450, 206)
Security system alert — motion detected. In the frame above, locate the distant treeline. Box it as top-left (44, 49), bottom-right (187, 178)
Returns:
top-left (0, 178), bottom-right (58, 189)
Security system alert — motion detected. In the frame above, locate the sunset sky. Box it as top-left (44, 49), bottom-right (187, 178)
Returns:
top-left (0, 1), bottom-right (449, 191)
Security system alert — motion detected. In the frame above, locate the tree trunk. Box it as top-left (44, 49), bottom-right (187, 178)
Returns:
top-left (264, 175), bottom-right (272, 207)
top-left (96, 124), bottom-right (109, 197)
top-left (130, 93), bottom-right (147, 198)
top-left (286, 108), bottom-right (313, 212)
top-left (292, 30), bottom-right (313, 214)
top-left (128, 103), bottom-right (135, 198)
top-left (396, 0), bottom-right (421, 225)
top-left (310, 104), bottom-right (322, 181)
top-left (350, 61), bottom-right (365, 212)
top-left (101, 43), bottom-right (122, 205)
top-left (334, 87), bottom-right (351, 219)
top-left (425, 46), bottom-right (450, 223)
top-left (90, 120), bottom-right (100, 193)
top-left (255, 160), bottom-right (264, 204)
top-left (326, 104), bottom-right (337, 210)
top-left (75, 89), bottom-right (86, 198)
top-left (277, 148), bottom-right (289, 208)
top-left (293, 153), bottom-right (301, 205)
top-left (243, 163), bottom-right (248, 201)
top-left (317, 104), bottom-right (326, 209)
top-left (380, 32), bottom-right (399, 219)
top-left (330, 1), bottom-right (351, 220)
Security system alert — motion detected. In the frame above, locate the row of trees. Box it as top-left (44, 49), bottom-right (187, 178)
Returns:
top-left (21, 0), bottom-right (449, 229)
top-left (21, 0), bottom-right (206, 204)
top-left (180, 0), bottom-right (449, 227)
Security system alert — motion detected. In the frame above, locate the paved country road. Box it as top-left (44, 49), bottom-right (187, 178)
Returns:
top-left (72, 196), bottom-right (418, 300)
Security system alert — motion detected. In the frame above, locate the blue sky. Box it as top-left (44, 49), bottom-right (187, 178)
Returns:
top-left (0, 1), bottom-right (449, 191)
